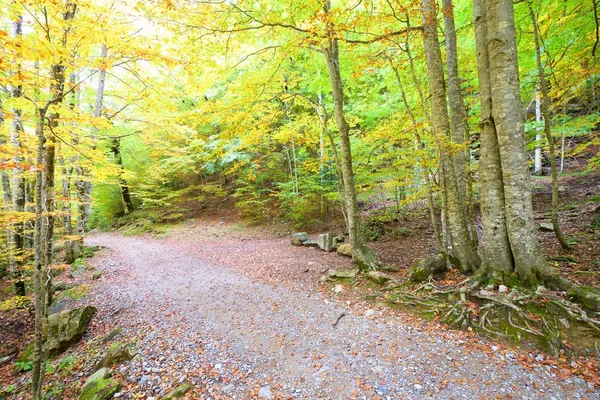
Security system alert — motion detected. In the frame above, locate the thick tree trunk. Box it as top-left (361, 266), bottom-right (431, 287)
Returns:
top-left (486, 0), bottom-right (558, 286)
top-left (473, 0), bottom-right (514, 278)
top-left (421, 0), bottom-right (480, 273)
top-left (528, 4), bottom-right (571, 250)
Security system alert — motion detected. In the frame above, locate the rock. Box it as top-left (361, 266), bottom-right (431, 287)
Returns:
top-left (222, 384), bottom-right (233, 392)
top-left (92, 271), bottom-right (103, 280)
top-left (317, 232), bottom-right (344, 252)
top-left (52, 281), bottom-right (78, 293)
top-left (336, 244), bottom-right (352, 257)
top-left (47, 305), bottom-right (96, 356)
top-left (567, 286), bottom-right (600, 311)
top-left (498, 284), bottom-right (508, 293)
top-left (366, 271), bottom-right (393, 285)
top-left (102, 327), bottom-right (123, 344)
top-left (81, 368), bottom-right (112, 393)
top-left (334, 284), bottom-right (344, 294)
top-left (291, 232), bottom-right (310, 246)
top-left (94, 342), bottom-right (138, 371)
top-left (321, 268), bottom-right (358, 282)
top-left (163, 382), bottom-right (193, 399)
top-left (380, 264), bottom-right (400, 273)
top-left (414, 384), bottom-right (423, 390)
top-left (79, 379), bottom-right (121, 400)
top-left (538, 222), bottom-right (554, 232)
top-left (408, 254), bottom-right (447, 282)
top-left (258, 386), bottom-right (272, 399)
top-left (79, 368), bottom-right (121, 400)
top-left (302, 240), bottom-right (319, 247)
top-left (364, 309), bottom-right (375, 317)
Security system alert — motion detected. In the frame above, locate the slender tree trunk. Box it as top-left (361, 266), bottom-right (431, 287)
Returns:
top-left (110, 138), bottom-right (135, 214)
top-left (322, 1), bottom-right (380, 269)
top-left (528, 3), bottom-right (571, 250)
top-left (31, 108), bottom-right (47, 400)
top-left (7, 16), bottom-right (26, 295)
top-left (473, 0), bottom-right (514, 278)
top-left (71, 44), bottom-right (106, 257)
top-left (388, 57), bottom-right (443, 253)
top-left (534, 92), bottom-right (543, 174)
top-left (442, 0), bottom-right (468, 207)
top-left (421, 0), bottom-right (480, 272)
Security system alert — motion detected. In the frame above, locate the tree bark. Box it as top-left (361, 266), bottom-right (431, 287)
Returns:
top-left (534, 92), bottom-right (543, 175)
top-left (31, 108), bottom-right (47, 400)
top-left (486, 0), bottom-right (555, 285)
top-left (70, 44), bottom-right (106, 258)
top-left (110, 138), bottom-right (135, 214)
top-left (421, 0), bottom-right (480, 273)
top-left (322, 0), bottom-right (380, 270)
top-left (442, 0), bottom-right (468, 207)
top-left (473, 0), bottom-right (514, 278)
top-left (388, 57), bottom-right (443, 253)
top-left (527, 3), bottom-right (571, 250)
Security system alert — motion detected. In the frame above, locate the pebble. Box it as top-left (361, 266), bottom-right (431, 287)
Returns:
top-left (258, 386), bottom-right (272, 399)
top-left (414, 384), bottom-right (423, 390)
top-left (365, 309), bottom-right (375, 317)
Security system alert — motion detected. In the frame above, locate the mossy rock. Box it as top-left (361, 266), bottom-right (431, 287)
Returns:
top-left (47, 305), bottom-right (96, 356)
top-left (55, 285), bottom-right (90, 302)
top-left (336, 244), bottom-right (352, 257)
top-left (93, 342), bottom-right (137, 371)
top-left (321, 269), bottom-right (358, 282)
top-left (78, 377), bottom-right (121, 400)
top-left (81, 368), bottom-right (111, 392)
top-left (101, 327), bottom-right (123, 344)
top-left (163, 382), bottom-right (193, 399)
top-left (567, 286), bottom-right (600, 311)
top-left (409, 254), bottom-right (447, 282)
top-left (366, 271), bottom-right (393, 285)
top-left (0, 296), bottom-right (31, 312)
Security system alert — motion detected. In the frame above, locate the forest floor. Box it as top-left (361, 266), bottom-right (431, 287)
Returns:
top-left (2, 221), bottom-right (598, 399)
top-left (1, 165), bottom-right (599, 398)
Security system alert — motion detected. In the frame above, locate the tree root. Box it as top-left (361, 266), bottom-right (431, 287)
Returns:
top-left (379, 279), bottom-right (600, 356)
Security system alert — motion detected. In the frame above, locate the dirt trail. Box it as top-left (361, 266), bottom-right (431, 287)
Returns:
top-left (86, 230), bottom-right (598, 399)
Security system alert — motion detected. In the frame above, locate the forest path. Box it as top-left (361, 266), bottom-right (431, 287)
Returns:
top-left (85, 229), bottom-right (597, 399)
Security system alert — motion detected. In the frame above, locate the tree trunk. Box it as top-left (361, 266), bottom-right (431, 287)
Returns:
top-left (442, 0), bottom-right (468, 208)
top-left (110, 138), bottom-right (135, 214)
top-left (31, 108), bottom-right (47, 400)
top-left (322, 1), bottom-right (380, 270)
top-left (7, 16), bottom-right (26, 295)
top-left (70, 44), bottom-right (106, 258)
top-left (534, 92), bottom-right (543, 175)
top-left (473, 0), bottom-right (514, 278)
top-left (486, 0), bottom-right (558, 286)
top-left (528, 3), bottom-right (571, 250)
top-left (388, 57), bottom-right (443, 253)
top-left (421, 0), bottom-right (480, 273)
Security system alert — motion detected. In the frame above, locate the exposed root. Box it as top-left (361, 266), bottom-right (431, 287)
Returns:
top-left (380, 279), bottom-right (600, 356)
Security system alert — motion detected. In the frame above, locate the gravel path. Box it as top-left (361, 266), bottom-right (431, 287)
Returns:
top-left (86, 231), bottom-right (598, 399)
